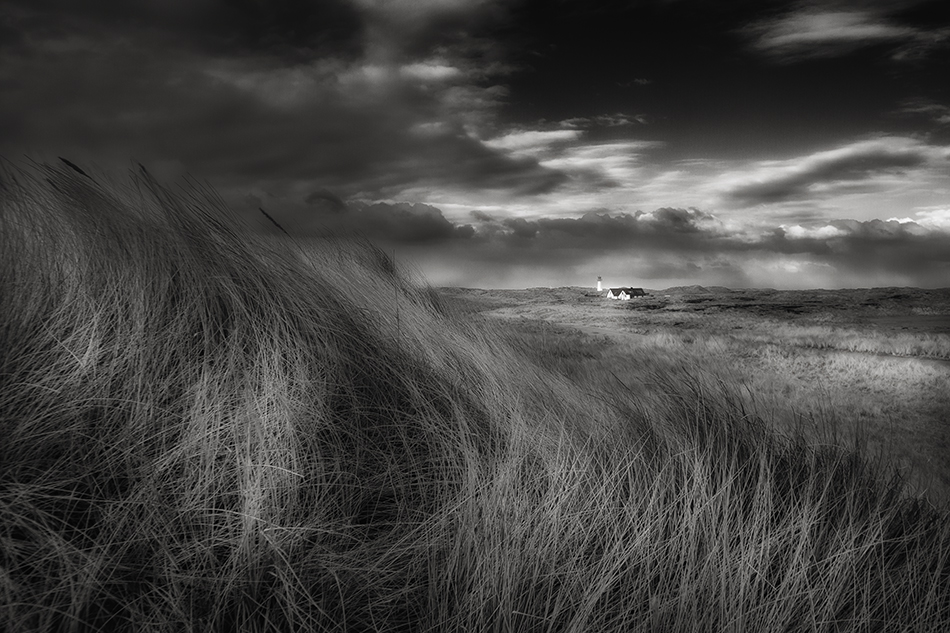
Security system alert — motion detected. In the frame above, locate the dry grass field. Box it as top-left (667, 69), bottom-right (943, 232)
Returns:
top-left (3, 163), bottom-right (950, 631)
top-left (441, 286), bottom-right (950, 505)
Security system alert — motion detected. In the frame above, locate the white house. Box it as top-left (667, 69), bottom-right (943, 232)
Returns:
top-left (605, 287), bottom-right (646, 300)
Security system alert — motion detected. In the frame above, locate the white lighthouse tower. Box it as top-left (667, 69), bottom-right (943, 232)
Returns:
top-left (596, 276), bottom-right (602, 292)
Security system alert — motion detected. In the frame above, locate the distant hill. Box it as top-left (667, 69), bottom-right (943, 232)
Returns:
top-left (661, 285), bottom-right (735, 294)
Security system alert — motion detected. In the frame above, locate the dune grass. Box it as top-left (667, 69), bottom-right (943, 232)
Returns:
top-left (727, 321), bottom-right (950, 361)
top-left (483, 299), bottom-right (950, 505)
top-left (2, 161), bottom-right (949, 632)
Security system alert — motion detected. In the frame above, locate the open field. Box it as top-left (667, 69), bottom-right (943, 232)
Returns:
top-left (3, 164), bottom-right (950, 632)
top-left (441, 286), bottom-right (950, 505)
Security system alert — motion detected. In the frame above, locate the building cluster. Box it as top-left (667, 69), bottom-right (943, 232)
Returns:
top-left (596, 276), bottom-right (646, 300)
top-left (604, 287), bottom-right (646, 300)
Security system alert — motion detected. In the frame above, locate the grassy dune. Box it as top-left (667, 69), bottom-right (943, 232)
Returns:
top-left (2, 162), bottom-right (949, 632)
top-left (463, 289), bottom-right (950, 504)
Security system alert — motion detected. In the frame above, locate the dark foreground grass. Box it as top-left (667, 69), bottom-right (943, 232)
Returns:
top-left (2, 162), bottom-right (949, 632)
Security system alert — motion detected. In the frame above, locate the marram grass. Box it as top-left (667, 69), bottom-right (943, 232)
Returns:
top-left (1, 161), bottom-right (948, 632)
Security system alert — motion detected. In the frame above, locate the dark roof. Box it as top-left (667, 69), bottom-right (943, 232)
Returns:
top-left (607, 287), bottom-right (645, 294)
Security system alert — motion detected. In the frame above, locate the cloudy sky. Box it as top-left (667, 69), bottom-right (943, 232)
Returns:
top-left (3, 0), bottom-right (950, 288)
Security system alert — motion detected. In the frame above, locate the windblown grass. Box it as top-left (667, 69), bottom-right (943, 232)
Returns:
top-left (735, 322), bottom-right (950, 361)
top-left (2, 161), bottom-right (949, 632)
top-left (481, 298), bottom-right (950, 504)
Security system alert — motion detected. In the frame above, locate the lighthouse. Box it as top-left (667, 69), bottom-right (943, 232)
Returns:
top-left (596, 276), bottom-right (602, 292)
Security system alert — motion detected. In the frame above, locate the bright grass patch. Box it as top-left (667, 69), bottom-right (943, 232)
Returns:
top-left (2, 161), bottom-right (949, 632)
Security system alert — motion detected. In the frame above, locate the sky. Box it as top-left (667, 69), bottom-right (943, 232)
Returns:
top-left (2, 0), bottom-right (950, 289)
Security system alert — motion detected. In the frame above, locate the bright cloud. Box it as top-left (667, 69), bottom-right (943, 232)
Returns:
top-left (400, 62), bottom-right (463, 82)
top-left (483, 129), bottom-right (582, 155)
top-left (889, 208), bottom-right (950, 232)
top-left (782, 224), bottom-right (849, 240)
top-left (541, 141), bottom-right (660, 184)
top-left (748, 8), bottom-right (921, 60)
top-left (754, 10), bottom-right (912, 49)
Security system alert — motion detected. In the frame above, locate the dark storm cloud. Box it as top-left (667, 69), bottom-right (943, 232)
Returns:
top-left (279, 201), bottom-right (733, 255)
top-left (0, 0), bottom-right (567, 205)
top-left (355, 0), bottom-right (511, 62)
top-left (260, 196), bottom-right (475, 244)
top-left (648, 208), bottom-right (718, 233)
top-left (360, 202), bottom-right (950, 288)
top-left (472, 208), bottom-right (726, 251)
top-left (502, 217), bottom-right (539, 239)
top-left (560, 113), bottom-right (647, 129)
top-left (0, 0), bottom-right (365, 60)
top-left (4, 0), bottom-right (949, 290)
top-left (721, 138), bottom-right (940, 206)
top-left (759, 218), bottom-right (950, 284)
top-left (345, 201), bottom-right (476, 243)
top-left (465, 206), bottom-right (950, 272)
top-left (305, 189), bottom-right (348, 214)
top-left (397, 204), bottom-right (750, 288)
